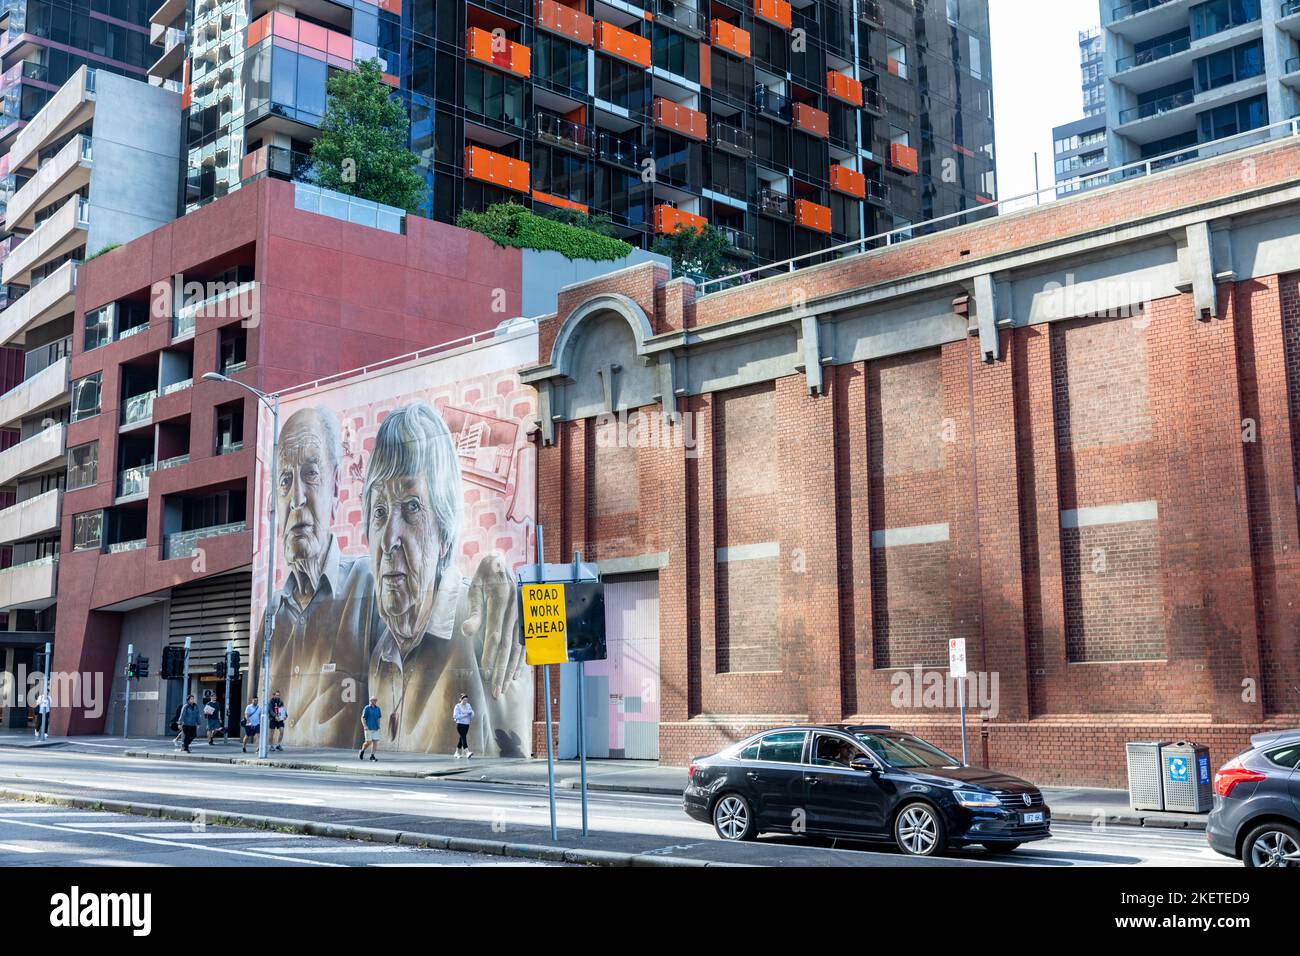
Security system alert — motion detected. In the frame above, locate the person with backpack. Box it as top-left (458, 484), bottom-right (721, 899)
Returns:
top-left (242, 696), bottom-right (261, 754)
top-left (179, 695), bottom-right (201, 753)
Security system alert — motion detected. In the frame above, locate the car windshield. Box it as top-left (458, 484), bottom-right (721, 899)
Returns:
top-left (854, 732), bottom-right (961, 769)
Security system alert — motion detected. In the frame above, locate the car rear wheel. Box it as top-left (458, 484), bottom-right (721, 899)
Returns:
top-left (894, 802), bottom-right (947, 857)
top-left (712, 793), bottom-right (758, 841)
top-left (1243, 822), bottom-right (1300, 868)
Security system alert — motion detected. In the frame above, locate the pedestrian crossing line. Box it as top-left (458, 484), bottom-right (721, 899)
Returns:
top-left (152, 831), bottom-right (313, 841)
top-left (62, 821), bottom-right (200, 830)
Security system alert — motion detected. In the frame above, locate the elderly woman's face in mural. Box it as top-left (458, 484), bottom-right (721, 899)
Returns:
top-left (369, 472), bottom-right (446, 641)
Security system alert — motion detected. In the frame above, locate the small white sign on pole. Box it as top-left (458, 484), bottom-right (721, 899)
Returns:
top-left (948, 638), bottom-right (967, 678)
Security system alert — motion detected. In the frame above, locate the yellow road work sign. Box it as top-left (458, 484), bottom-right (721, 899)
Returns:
top-left (520, 583), bottom-right (568, 665)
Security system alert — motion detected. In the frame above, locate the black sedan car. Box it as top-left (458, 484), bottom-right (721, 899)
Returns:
top-left (683, 725), bottom-right (1051, 856)
top-left (1207, 729), bottom-right (1300, 867)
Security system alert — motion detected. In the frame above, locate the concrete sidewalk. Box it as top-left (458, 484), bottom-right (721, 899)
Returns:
top-left (77, 735), bottom-right (1212, 830)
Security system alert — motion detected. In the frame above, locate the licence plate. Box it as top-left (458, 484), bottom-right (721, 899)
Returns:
top-left (1022, 811), bottom-right (1044, 825)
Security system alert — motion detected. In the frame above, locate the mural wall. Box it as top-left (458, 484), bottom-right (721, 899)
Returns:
top-left (250, 329), bottom-right (537, 756)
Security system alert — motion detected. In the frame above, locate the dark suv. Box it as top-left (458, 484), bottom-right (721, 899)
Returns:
top-left (1207, 730), bottom-right (1300, 867)
top-left (683, 725), bottom-right (1051, 856)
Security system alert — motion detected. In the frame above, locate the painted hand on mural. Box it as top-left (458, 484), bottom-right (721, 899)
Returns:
top-left (463, 552), bottom-right (521, 699)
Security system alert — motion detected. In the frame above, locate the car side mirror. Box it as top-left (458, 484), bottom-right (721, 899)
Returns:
top-left (850, 756), bottom-right (877, 772)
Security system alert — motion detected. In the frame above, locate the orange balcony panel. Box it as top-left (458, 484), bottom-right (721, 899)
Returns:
top-left (654, 205), bottom-right (706, 235)
top-left (466, 27), bottom-right (531, 78)
top-left (533, 190), bottom-right (589, 214)
top-left (536, 0), bottom-right (594, 46)
top-left (465, 145), bottom-right (531, 194)
top-left (830, 164), bottom-right (865, 199)
top-left (654, 97), bottom-right (707, 141)
top-left (890, 143), bottom-right (919, 174)
top-left (754, 0), bottom-right (792, 30)
top-left (795, 198), bottom-right (831, 234)
top-left (596, 21), bottom-right (651, 69)
top-left (710, 19), bottom-right (751, 58)
top-left (792, 102), bottom-right (829, 138)
top-left (247, 12), bottom-right (271, 45)
top-left (827, 70), bottom-right (863, 107)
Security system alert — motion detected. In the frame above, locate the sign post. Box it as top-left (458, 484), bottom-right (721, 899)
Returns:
top-left (518, 526), bottom-right (606, 841)
top-left (123, 643), bottom-right (134, 739)
top-left (222, 641), bottom-right (233, 745)
top-left (949, 638), bottom-right (968, 765)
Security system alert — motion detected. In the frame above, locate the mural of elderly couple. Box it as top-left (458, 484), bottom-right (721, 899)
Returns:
top-left (249, 333), bottom-right (537, 757)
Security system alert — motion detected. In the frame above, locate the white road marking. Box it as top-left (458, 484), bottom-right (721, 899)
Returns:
top-left (66, 821), bottom-right (200, 830)
top-left (0, 841), bottom-right (41, 854)
top-left (0, 816), bottom-right (344, 866)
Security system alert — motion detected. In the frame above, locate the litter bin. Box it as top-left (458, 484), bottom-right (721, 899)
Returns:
top-left (1160, 740), bottom-right (1214, 813)
top-left (1126, 741), bottom-right (1169, 811)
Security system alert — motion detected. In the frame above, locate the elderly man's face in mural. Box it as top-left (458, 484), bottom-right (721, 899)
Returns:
top-left (277, 409), bottom-right (338, 575)
top-left (369, 472), bottom-right (447, 641)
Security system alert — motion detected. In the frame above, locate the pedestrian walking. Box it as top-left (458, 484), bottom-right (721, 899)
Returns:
top-left (170, 703), bottom-right (184, 749)
top-left (33, 689), bottom-right (51, 738)
top-left (452, 693), bottom-right (474, 759)
top-left (179, 695), bottom-right (201, 753)
top-left (242, 696), bottom-right (261, 753)
top-left (360, 696), bottom-right (381, 762)
top-left (203, 690), bottom-right (223, 745)
top-left (268, 690), bottom-right (287, 752)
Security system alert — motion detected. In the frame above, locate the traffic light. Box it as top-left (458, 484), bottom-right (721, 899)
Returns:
top-left (31, 651), bottom-right (47, 674)
top-left (214, 658), bottom-right (226, 679)
top-left (135, 656), bottom-right (149, 679)
top-left (229, 650), bottom-right (241, 674)
top-left (126, 660), bottom-right (137, 680)
top-left (161, 646), bottom-right (185, 679)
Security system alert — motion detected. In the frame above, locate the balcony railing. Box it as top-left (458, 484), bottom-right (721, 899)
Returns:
top-left (166, 520), bottom-right (246, 559)
top-left (161, 378), bottom-right (192, 396)
top-left (866, 178), bottom-right (890, 203)
top-left (596, 132), bottom-right (646, 168)
top-left (858, 0), bottom-right (883, 25)
top-left (1287, 56), bottom-right (1300, 74)
top-left (711, 122), bottom-right (753, 154)
top-left (216, 440), bottom-right (244, 456)
top-left (757, 186), bottom-right (793, 219)
top-left (118, 463), bottom-right (154, 498)
top-left (718, 224), bottom-right (756, 255)
top-left (1285, 0), bottom-right (1300, 17)
top-left (1116, 35), bottom-right (1191, 71)
top-left (121, 390), bottom-right (156, 427)
top-left (1111, 0), bottom-right (1175, 22)
top-left (536, 112), bottom-right (596, 153)
top-left (655, 0), bottom-right (708, 35)
top-left (1119, 88), bottom-right (1195, 123)
top-left (155, 453), bottom-right (190, 471)
top-left (754, 85), bottom-right (791, 120)
top-left (862, 87), bottom-right (886, 114)
top-left (107, 539), bottom-right (147, 554)
top-left (117, 320), bottom-right (149, 341)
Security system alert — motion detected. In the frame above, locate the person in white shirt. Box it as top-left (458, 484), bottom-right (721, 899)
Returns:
top-left (242, 697), bottom-right (262, 754)
top-left (452, 694), bottom-right (474, 759)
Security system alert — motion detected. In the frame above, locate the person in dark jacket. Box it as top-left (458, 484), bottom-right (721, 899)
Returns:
top-left (179, 695), bottom-right (201, 753)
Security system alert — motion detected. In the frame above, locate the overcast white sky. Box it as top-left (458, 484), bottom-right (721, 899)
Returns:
top-left (989, 0), bottom-right (1103, 205)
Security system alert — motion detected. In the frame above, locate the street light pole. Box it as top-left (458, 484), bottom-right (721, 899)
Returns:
top-left (202, 372), bottom-right (279, 761)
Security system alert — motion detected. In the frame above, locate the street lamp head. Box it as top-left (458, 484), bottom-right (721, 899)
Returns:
top-left (202, 372), bottom-right (227, 383)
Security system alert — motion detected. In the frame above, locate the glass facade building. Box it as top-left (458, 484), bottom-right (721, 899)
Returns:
top-left (157, 0), bottom-right (997, 269)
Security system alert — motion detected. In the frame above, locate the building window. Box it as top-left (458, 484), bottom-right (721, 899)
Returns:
top-left (1198, 93), bottom-right (1268, 142)
top-left (1190, 0), bottom-right (1261, 40)
top-left (67, 441), bottom-right (99, 491)
top-left (652, 26), bottom-right (699, 83)
top-left (1194, 39), bottom-right (1264, 93)
top-left (887, 38), bottom-right (909, 80)
top-left (463, 65), bottom-right (525, 126)
top-left (71, 372), bottom-right (102, 422)
top-left (83, 304), bottom-right (112, 351)
top-left (72, 511), bottom-right (103, 552)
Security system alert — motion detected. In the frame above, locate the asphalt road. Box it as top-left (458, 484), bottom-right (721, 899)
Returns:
top-left (0, 747), bottom-right (1232, 867)
top-left (0, 800), bottom-right (562, 867)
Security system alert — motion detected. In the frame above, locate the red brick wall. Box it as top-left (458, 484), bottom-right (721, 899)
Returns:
top-left (531, 151), bottom-right (1300, 786)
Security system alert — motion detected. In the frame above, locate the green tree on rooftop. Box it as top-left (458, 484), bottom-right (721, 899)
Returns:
top-left (310, 58), bottom-right (427, 214)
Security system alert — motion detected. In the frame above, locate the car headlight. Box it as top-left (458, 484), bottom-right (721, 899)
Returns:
top-left (954, 789), bottom-right (1000, 808)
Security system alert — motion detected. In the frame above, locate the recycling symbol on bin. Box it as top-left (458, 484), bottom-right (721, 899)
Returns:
top-left (1167, 756), bottom-right (1188, 782)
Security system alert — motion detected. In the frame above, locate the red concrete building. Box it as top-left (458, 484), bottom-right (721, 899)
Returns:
top-left (49, 177), bottom-right (529, 736)
top-left (524, 136), bottom-right (1300, 788)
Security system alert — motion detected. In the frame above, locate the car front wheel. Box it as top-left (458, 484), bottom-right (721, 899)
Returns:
top-left (1243, 822), bottom-right (1300, 867)
top-left (894, 802), bottom-right (947, 857)
top-left (712, 793), bottom-right (758, 841)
